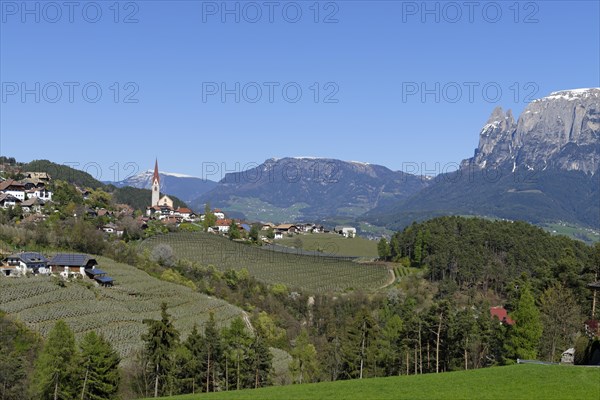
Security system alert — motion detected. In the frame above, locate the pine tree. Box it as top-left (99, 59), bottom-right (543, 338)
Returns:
top-left (377, 238), bottom-right (391, 261)
top-left (142, 303), bottom-right (180, 397)
top-left (203, 313), bottom-right (221, 392)
top-left (290, 329), bottom-right (319, 384)
top-left (78, 331), bottom-right (121, 400)
top-left (249, 334), bottom-right (273, 388)
top-left (32, 320), bottom-right (78, 400)
top-left (221, 317), bottom-right (252, 390)
top-left (506, 283), bottom-right (542, 361)
top-left (181, 324), bottom-right (206, 393)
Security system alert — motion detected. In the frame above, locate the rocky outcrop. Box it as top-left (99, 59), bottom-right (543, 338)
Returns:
top-left (463, 88), bottom-right (600, 175)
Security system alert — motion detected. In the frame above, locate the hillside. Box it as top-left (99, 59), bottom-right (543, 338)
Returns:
top-left (140, 232), bottom-right (392, 292)
top-left (20, 159), bottom-right (189, 211)
top-left (0, 256), bottom-right (243, 361)
top-left (160, 364), bottom-right (600, 400)
top-left (192, 157), bottom-right (427, 222)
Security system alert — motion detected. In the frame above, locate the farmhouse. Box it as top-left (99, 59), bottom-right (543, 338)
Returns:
top-left (335, 226), bottom-right (357, 238)
top-left (0, 193), bottom-right (21, 208)
top-left (1, 252), bottom-right (49, 276)
top-left (48, 253), bottom-right (98, 277)
top-left (215, 219), bottom-right (233, 233)
top-left (275, 224), bottom-right (298, 234)
top-left (20, 197), bottom-right (45, 214)
top-left (0, 179), bottom-right (26, 200)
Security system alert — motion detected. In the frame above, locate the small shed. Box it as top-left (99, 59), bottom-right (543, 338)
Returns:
top-left (85, 268), bottom-right (114, 287)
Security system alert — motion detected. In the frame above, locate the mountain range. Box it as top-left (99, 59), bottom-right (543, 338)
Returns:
top-left (365, 88), bottom-right (600, 229)
top-left (104, 88), bottom-right (599, 231)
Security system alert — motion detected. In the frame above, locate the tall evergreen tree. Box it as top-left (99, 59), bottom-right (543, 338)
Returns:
top-left (249, 333), bottom-right (273, 388)
top-left (290, 329), bottom-right (319, 384)
top-left (142, 303), bottom-right (180, 398)
top-left (505, 283), bottom-right (542, 361)
top-left (32, 320), bottom-right (78, 400)
top-left (377, 238), bottom-right (391, 261)
top-left (181, 324), bottom-right (206, 393)
top-left (203, 313), bottom-right (222, 392)
top-left (78, 331), bottom-right (121, 400)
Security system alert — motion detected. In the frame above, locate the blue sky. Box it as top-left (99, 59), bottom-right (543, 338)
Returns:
top-left (1, 0), bottom-right (598, 181)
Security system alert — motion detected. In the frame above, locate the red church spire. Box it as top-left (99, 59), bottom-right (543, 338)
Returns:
top-left (153, 159), bottom-right (160, 183)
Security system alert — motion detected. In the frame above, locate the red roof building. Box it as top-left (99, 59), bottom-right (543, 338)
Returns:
top-left (490, 306), bottom-right (515, 325)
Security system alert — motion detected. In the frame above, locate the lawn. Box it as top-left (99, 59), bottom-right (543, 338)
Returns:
top-left (158, 364), bottom-right (600, 400)
top-left (140, 232), bottom-right (392, 293)
top-left (276, 233), bottom-right (379, 258)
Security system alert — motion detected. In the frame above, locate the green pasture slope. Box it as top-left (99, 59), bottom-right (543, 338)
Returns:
top-left (0, 256), bottom-right (244, 361)
top-left (141, 232), bottom-right (392, 293)
top-left (160, 364), bottom-right (600, 400)
top-left (276, 233), bottom-right (379, 258)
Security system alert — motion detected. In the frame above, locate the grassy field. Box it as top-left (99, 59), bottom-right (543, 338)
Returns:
top-left (0, 256), bottom-right (244, 362)
top-left (276, 233), bottom-right (379, 258)
top-left (140, 232), bottom-right (392, 293)
top-left (158, 364), bottom-right (600, 400)
top-left (542, 222), bottom-right (600, 244)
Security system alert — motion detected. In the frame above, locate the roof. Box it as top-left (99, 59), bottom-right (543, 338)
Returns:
top-left (86, 268), bottom-right (107, 276)
top-left (176, 207), bottom-right (193, 214)
top-left (49, 253), bottom-right (97, 267)
top-left (216, 219), bottom-right (233, 227)
top-left (275, 224), bottom-right (297, 230)
top-left (153, 159), bottom-right (160, 183)
top-left (21, 198), bottom-right (44, 207)
top-left (95, 276), bottom-right (114, 284)
top-left (587, 281), bottom-right (600, 290)
top-left (490, 306), bottom-right (515, 325)
top-left (0, 193), bottom-right (20, 203)
top-left (6, 252), bottom-right (47, 264)
top-left (0, 179), bottom-right (25, 191)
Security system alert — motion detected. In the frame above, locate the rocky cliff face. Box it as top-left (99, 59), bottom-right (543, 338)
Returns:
top-left (463, 88), bottom-right (600, 174)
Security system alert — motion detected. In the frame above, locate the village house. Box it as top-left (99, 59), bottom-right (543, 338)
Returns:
top-left (275, 224), bottom-right (298, 235)
top-left (0, 179), bottom-right (26, 200)
top-left (213, 209), bottom-right (226, 220)
top-left (0, 193), bottom-right (21, 208)
top-left (174, 207), bottom-right (196, 222)
top-left (20, 197), bottom-right (45, 214)
top-left (101, 223), bottom-right (124, 236)
top-left (48, 253), bottom-right (98, 278)
top-left (214, 219), bottom-right (233, 233)
top-left (1, 252), bottom-right (49, 276)
top-left (24, 171), bottom-right (51, 182)
top-left (27, 186), bottom-right (53, 201)
top-left (335, 226), bottom-right (357, 238)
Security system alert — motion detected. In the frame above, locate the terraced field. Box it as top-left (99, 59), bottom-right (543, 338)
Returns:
top-left (0, 256), bottom-right (244, 361)
top-left (140, 232), bottom-right (392, 293)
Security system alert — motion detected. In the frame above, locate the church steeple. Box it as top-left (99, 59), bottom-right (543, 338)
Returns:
top-left (151, 159), bottom-right (160, 206)
top-left (153, 158), bottom-right (160, 185)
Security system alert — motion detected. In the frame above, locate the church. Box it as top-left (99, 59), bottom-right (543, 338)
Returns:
top-left (151, 159), bottom-right (174, 208)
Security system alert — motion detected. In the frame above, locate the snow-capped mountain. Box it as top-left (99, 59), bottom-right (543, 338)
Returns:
top-left (109, 170), bottom-right (217, 204)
